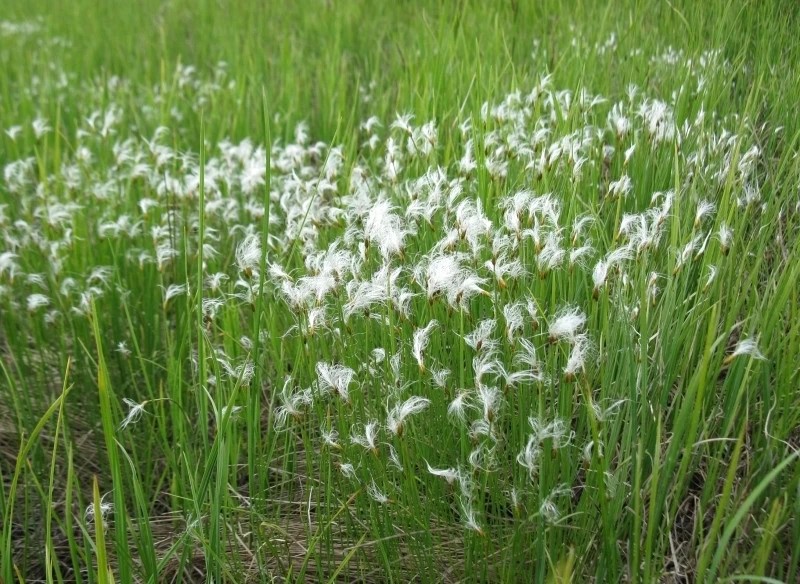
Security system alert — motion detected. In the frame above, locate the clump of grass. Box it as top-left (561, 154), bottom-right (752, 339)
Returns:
top-left (1, 1), bottom-right (800, 582)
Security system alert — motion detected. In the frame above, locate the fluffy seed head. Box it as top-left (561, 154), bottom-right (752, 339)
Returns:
top-left (548, 306), bottom-right (587, 343)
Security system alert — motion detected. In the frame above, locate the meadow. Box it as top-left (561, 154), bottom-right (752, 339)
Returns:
top-left (1, 0), bottom-right (800, 581)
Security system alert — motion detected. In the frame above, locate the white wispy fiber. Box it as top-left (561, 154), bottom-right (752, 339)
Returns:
top-left (412, 319), bottom-right (438, 373)
top-left (386, 396), bottom-right (431, 436)
top-left (351, 420), bottom-right (380, 453)
top-left (235, 233), bottom-right (262, 276)
top-left (274, 378), bottom-right (312, 428)
top-left (315, 362), bottom-right (356, 402)
top-left (425, 461), bottom-right (459, 484)
top-left (724, 337), bottom-right (766, 364)
top-left (119, 398), bottom-right (147, 430)
top-left (548, 306), bottom-right (587, 343)
top-left (464, 319), bottom-right (497, 353)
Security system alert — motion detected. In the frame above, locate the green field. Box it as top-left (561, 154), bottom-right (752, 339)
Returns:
top-left (2, 1), bottom-right (800, 581)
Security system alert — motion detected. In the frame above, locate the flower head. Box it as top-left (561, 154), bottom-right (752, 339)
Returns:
top-left (316, 362), bottom-right (355, 402)
top-left (386, 396), bottom-right (430, 436)
top-left (724, 337), bottom-right (766, 365)
top-left (548, 306), bottom-right (587, 343)
top-left (351, 420), bottom-right (380, 453)
top-left (426, 461), bottom-right (459, 484)
top-left (235, 233), bottom-right (262, 277)
top-left (119, 398), bottom-right (147, 430)
top-left (412, 320), bottom-right (438, 373)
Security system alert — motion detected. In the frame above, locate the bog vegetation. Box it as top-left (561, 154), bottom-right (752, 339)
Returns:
top-left (1, 1), bottom-right (799, 582)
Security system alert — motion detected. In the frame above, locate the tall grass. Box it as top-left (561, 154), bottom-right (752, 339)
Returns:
top-left (1, 1), bottom-right (799, 582)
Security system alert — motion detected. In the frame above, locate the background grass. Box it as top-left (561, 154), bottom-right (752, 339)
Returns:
top-left (1, 0), bottom-right (799, 582)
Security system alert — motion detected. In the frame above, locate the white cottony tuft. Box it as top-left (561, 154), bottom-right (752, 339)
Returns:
top-left (274, 378), bottom-right (312, 428)
top-left (162, 283), bottom-right (188, 307)
top-left (447, 391), bottom-right (472, 423)
top-left (386, 396), bottom-right (430, 436)
top-left (27, 293), bottom-right (50, 312)
top-left (464, 319), bottom-right (497, 353)
top-left (548, 306), bottom-right (587, 343)
top-left (85, 492), bottom-right (113, 523)
top-left (425, 461), bottom-right (459, 484)
top-left (564, 334), bottom-right (593, 380)
top-left (367, 480), bottom-right (390, 504)
top-left (517, 435), bottom-right (541, 479)
top-left (315, 362), bottom-right (356, 402)
top-left (412, 320), bottom-right (438, 373)
top-left (351, 420), bottom-right (380, 453)
top-left (235, 233), bottom-right (262, 276)
top-left (119, 398), bottom-right (147, 430)
top-left (724, 337), bottom-right (766, 364)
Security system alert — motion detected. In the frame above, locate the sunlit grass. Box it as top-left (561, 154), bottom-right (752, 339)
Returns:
top-left (1, 1), bottom-right (799, 582)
